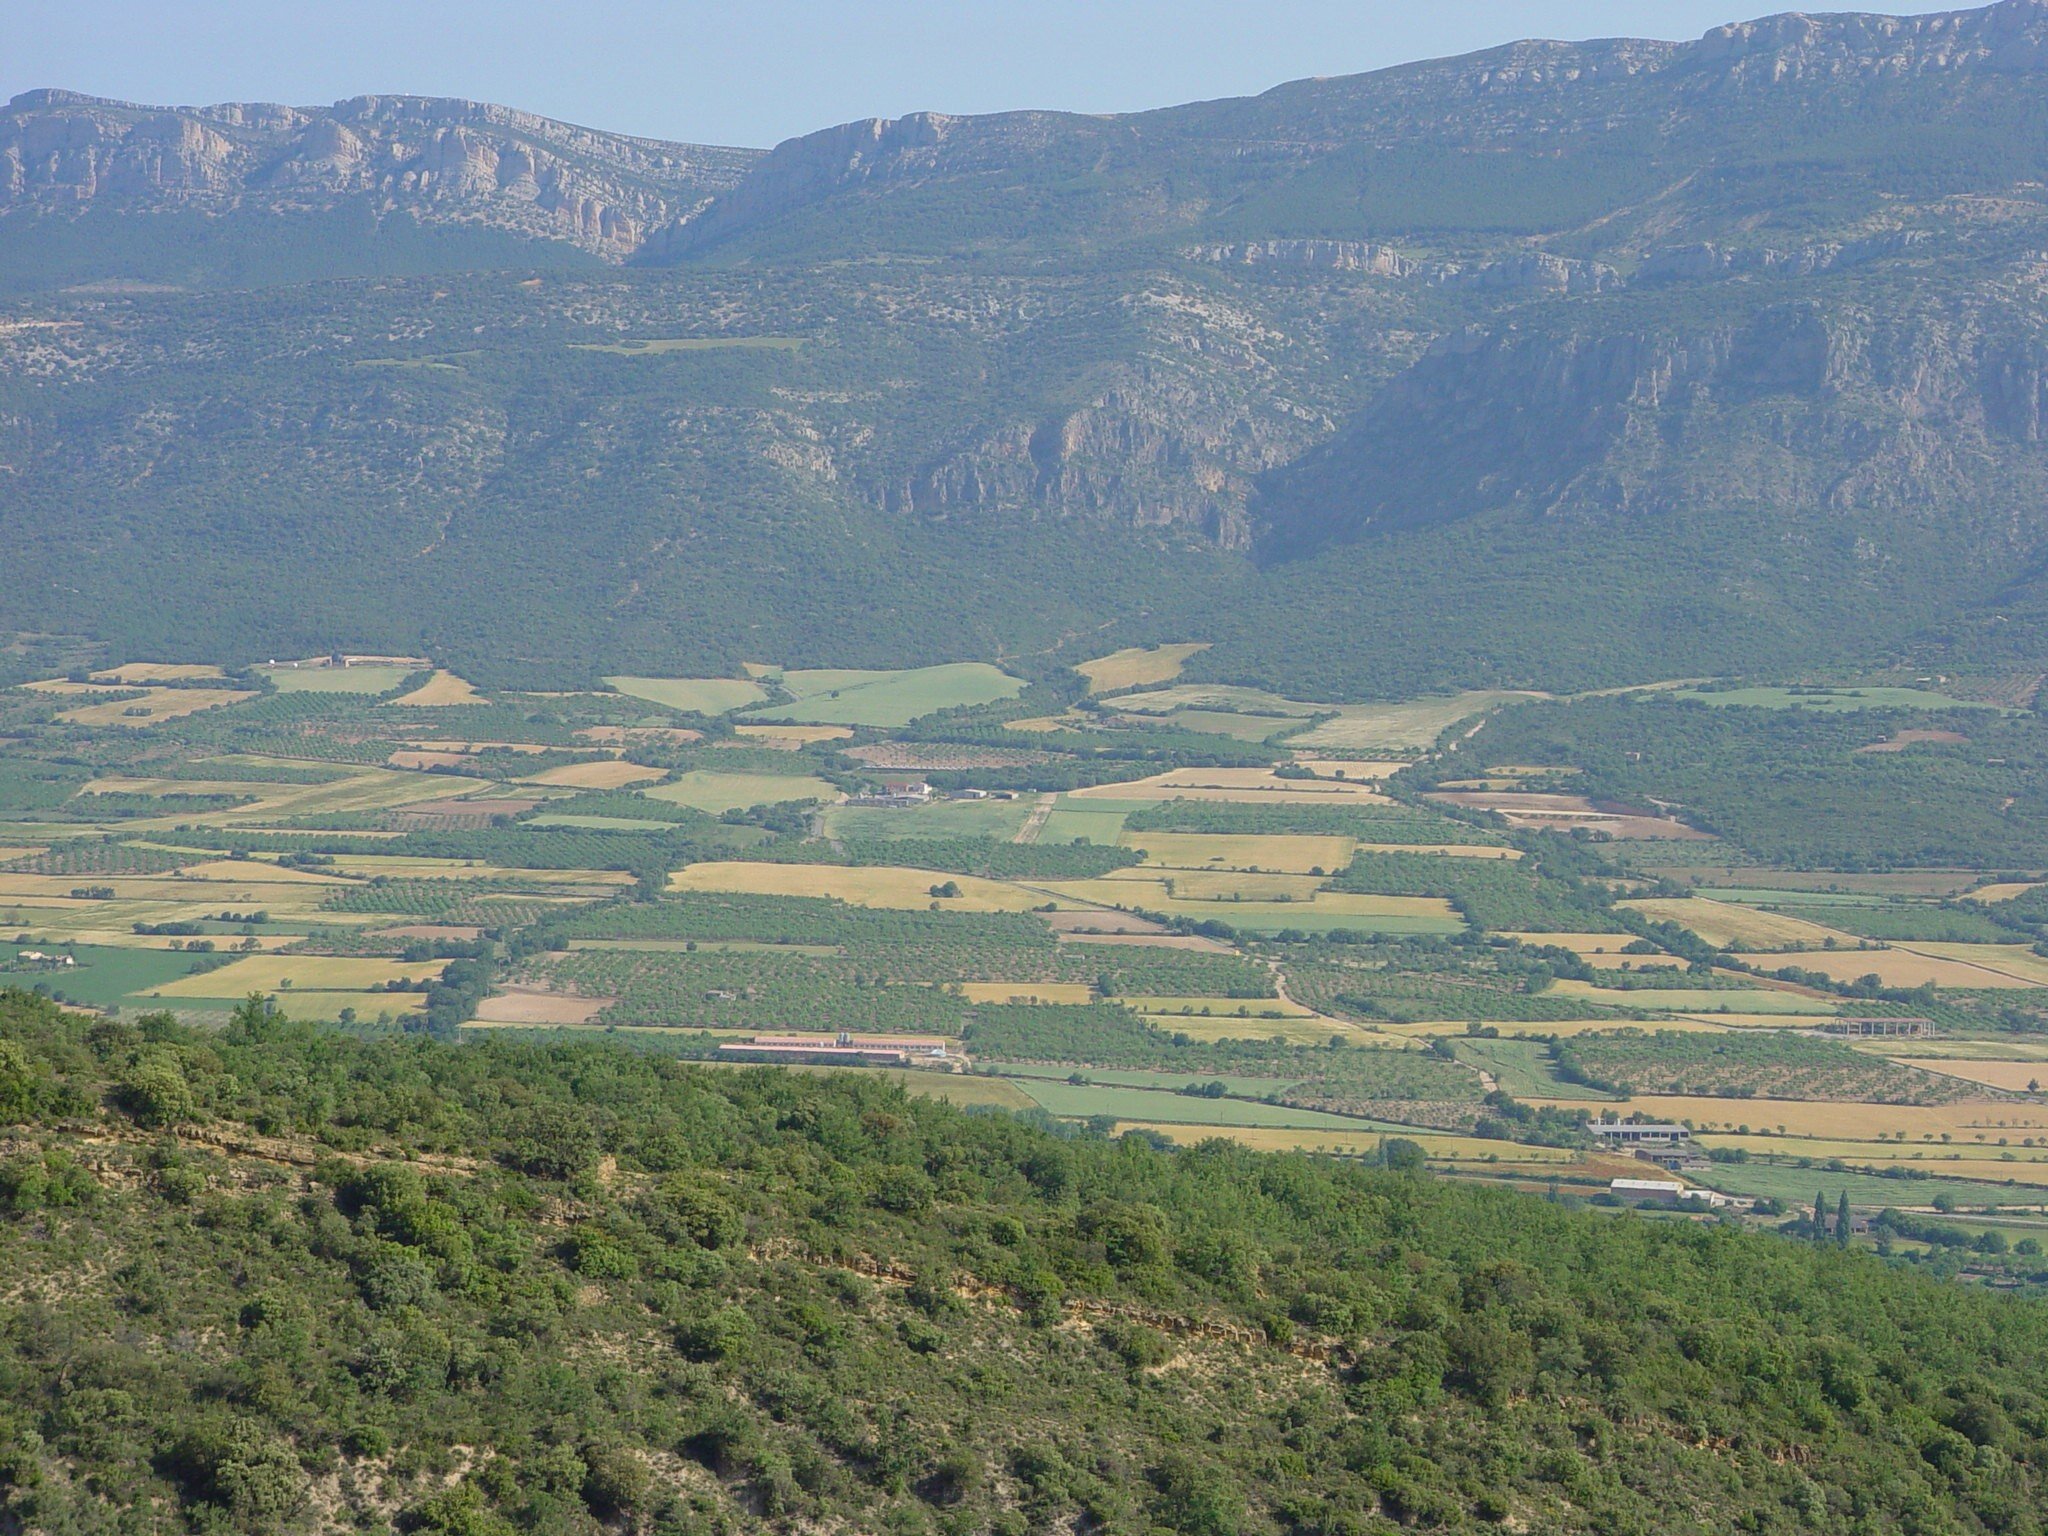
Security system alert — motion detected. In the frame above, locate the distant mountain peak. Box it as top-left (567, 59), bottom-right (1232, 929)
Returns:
top-left (0, 89), bottom-right (762, 258)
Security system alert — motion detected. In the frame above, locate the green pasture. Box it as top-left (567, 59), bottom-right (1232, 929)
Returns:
top-left (826, 798), bottom-right (1034, 841)
top-left (259, 665), bottom-right (414, 694)
top-left (0, 940), bottom-right (221, 1012)
top-left (745, 663), bottom-right (1024, 727)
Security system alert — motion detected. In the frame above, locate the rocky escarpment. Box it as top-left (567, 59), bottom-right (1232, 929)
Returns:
top-left (0, 90), bottom-right (761, 258)
top-left (1256, 288), bottom-right (2048, 560)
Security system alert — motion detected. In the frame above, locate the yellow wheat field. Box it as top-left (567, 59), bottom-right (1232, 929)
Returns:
top-left (1623, 897), bottom-right (1862, 951)
top-left (1076, 643), bottom-right (1210, 694)
top-left (390, 670), bottom-right (483, 706)
top-left (1732, 946), bottom-right (2044, 990)
top-left (146, 955), bottom-right (449, 999)
top-left (521, 759), bottom-right (667, 789)
top-left (1893, 1059), bottom-right (2048, 1092)
top-left (668, 861), bottom-right (1047, 912)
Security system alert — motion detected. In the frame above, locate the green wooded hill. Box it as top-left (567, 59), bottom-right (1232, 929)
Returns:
top-left (7, 4), bottom-right (2048, 693)
top-left (2, 986), bottom-right (2045, 1535)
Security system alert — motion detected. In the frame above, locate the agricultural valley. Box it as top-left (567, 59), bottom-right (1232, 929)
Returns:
top-left (9, 3), bottom-right (2048, 1532)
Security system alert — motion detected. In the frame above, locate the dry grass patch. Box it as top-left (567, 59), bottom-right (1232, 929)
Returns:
top-left (1735, 947), bottom-right (2043, 990)
top-left (1072, 769), bottom-right (1390, 804)
top-left (145, 955), bottom-right (447, 999)
top-left (90, 663), bottom-right (227, 683)
top-left (1969, 882), bottom-right (2042, 903)
top-left (1894, 1059), bottom-right (2048, 1092)
top-left (58, 689), bottom-right (254, 727)
top-left (473, 986), bottom-right (612, 1025)
top-left (1623, 897), bottom-right (1863, 951)
top-left (390, 670), bottom-right (483, 706)
top-left (1287, 692), bottom-right (1537, 753)
top-left (1906, 943), bottom-right (2048, 985)
top-left (1156, 871), bottom-right (1328, 902)
top-left (668, 861), bottom-right (1045, 912)
top-left (520, 759), bottom-right (667, 790)
top-left (1076, 643), bottom-right (1209, 694)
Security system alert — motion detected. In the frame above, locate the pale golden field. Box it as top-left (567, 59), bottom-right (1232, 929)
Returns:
top-left (1075, 643), bottom-right (1210, 694)
top-left (1039, 874), bottom-right (1459, 928)
top-left (1861, 1038), bottom-right (2048, 1061)
top-left (1622, 897), bottom-right (1861, 951)
top-left (1291, 692), bottom-right (1539, 752)
top-left (1112, 1121), bottom-right (1578, 1161)
top-left (1531, 1094), bottom-right (2048, 1140)
top-left (1969, 882), bottom-right (2042, 903)
top-left (1548, 980), bottom-right (1835, 1014)
top-left (1894, 1059), bottom-right (2048, 1092)
top-left (0, 873), bottom-right (335, 907)
top-left (1287, 759), bottom-right (1409, 781)
top-left (1145, 1016), bottom-right (1360, 1045)
top-left (520, 759), bottom-right (667, 789)
top-left (668, 861), bottom-right (1047, 912)
top-left (1156, 871), bottom-right (1328, 902)
top-left (58, 689), bottom-right (255, 727)
top-left (957, 982), bottom-right (1098, 1005)
top-left (90, 663), bottom-right (227, 683)
top-left (145, 955), bottom-right (448, 999)
top-left (1122, 832), bottom-right (1357, 874)
top-left (730, 723), bottom-right (855, 747)
top-left (76, 767), bottom-right (464, 827)
top-left (1070, 769), bottom-right (1391, 804)
top-left (1731, 947), bottom-right (2044, 989)
top-left (473, 987), bottom-right (611, 1025)
top-left (390, 669), bottom-right (483, 706)
top-left (1910, 942), bottom-right (2048, 985)
top-left (1373, 1017), bottom-right (1734, 1038)
top-left (0, 848), bottom-right (43, 864)
top-left (643, 770), bottom-right (836, 812)
top-left (178, 859), bottom-right (351, 885)
top-left (1126, 994), bottom-right (1315, 1017)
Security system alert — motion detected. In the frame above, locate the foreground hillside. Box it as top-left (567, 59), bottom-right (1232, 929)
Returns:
top-left (1, 988), bottom-right (2044, 1534)
top-left (7, 4), bottom-right (2048, 692)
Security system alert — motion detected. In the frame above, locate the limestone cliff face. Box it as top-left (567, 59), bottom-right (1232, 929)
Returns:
top-left (1257, 291), bottom-right (2048, 562)
top-left (0, 89), bottom-right (760, 258)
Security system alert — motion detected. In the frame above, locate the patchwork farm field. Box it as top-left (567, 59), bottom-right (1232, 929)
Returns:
top-left (8, 647), bottom-right (2048, 1265)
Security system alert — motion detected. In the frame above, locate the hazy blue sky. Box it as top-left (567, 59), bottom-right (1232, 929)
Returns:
top-left (11, 1), bottom-right (1970, 148)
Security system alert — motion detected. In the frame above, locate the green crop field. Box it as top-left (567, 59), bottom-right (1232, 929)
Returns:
top-left (744, 663), bottom-right (1025, 726)
top-left (825, 798), bottom-right (1034, 841)
top-left (1452, 1037), bottom-right (1616, 1100)
top-left (257, 664), bottom-right (414, 694)
top-left (1005, 1077), bottom-right (1385, 1129)
top-left (1037, 800), bottom-right (1150, 846)
top-left (1694, 1158), bottom-right (2048, 1211)
top-left (0, 940), bottom-right (221, 1010)
top-left (643, 771), bottom-right (835, 812)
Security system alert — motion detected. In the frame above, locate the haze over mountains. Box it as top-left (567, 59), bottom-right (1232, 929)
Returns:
top-left (6, 1), bottom-right (2048, 690)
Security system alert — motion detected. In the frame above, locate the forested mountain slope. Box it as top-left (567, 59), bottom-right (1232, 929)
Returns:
top-left (6, 4), bottom-right (2048, 691)
top-left (2, 988), bottom-right (2044, 1533)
